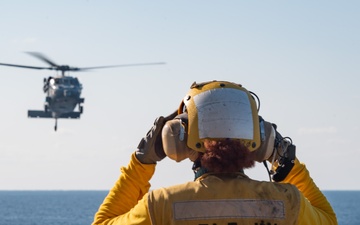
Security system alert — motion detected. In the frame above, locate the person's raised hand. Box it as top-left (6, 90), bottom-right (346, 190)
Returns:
top-left (135, 110), bottom-right (178, 164)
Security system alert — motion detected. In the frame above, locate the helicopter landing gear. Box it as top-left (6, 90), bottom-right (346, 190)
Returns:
top-left (54, 118), bottom-right (58, 131)
top-left (45, 97), bottom-right (51, 113)
top-left (79, 105), bottom-right (83, 114)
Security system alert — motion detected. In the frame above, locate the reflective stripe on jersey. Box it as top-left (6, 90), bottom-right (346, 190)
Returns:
top-left (173, 199), bottom-right (285, 220)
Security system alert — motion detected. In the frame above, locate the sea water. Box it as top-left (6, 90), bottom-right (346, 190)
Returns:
top-left (0, 191), bottom-right (106, 225)
top-left (323, 191), bottom-right (360, 225)
top-left (0, 190), bottom-right (358, 225)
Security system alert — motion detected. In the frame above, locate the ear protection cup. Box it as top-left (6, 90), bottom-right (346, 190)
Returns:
top-left (162, 113), bottom-right (199, 162)
top-left (253, 117), bottom-right (276, 162)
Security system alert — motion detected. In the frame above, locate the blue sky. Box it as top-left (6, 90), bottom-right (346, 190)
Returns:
top-left (0, 1), bottom-right (359, 190)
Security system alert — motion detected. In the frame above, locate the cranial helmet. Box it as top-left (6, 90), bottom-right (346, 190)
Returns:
top-left (177, 80), bottom-right (261, 152)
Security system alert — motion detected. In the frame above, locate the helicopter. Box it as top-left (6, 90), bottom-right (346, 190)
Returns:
top-left (0, 52), bottom-right (165, 131)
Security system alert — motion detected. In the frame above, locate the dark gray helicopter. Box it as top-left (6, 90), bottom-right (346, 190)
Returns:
top-left (0, 52), bottom-right (165, 131)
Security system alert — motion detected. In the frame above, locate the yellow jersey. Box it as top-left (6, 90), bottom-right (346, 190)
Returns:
top-left (92, 153), bottom-right (337, 225)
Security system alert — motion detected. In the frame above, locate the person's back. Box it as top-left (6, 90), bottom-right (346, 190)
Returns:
top-left (149, 172), bottom-right (300, 225)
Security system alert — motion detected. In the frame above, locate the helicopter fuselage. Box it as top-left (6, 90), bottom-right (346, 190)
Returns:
top-left (43, 76), bottom-right (84, 117)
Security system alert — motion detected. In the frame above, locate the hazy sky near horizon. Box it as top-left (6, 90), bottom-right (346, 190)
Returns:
top-left (0, 1), bottom-right (359, 190)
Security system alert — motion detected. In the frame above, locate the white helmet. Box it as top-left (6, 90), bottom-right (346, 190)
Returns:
top-left (178, 80), bottom-right (261, 152)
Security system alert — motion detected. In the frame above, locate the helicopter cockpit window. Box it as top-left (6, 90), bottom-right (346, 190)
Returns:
top-left (70, 79), bottom-right (80, 85)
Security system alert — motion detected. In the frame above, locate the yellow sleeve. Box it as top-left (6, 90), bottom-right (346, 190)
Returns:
top-left (282, 158), bottom-right (338, 225)
top-left (92, 153), bottom-right (155, 225)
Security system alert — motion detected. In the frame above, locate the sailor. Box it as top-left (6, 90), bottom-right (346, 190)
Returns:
top-left (92, 80), bottom-right (337, 225)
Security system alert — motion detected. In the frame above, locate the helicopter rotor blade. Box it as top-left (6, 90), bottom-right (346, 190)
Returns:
top-left (76, 62), bottom-right (166, 71)
top-left (25, 52), bottom-right (59, 67)
top-left (0, 62), bottom-right (53, 70)
top-left (0, 52), bottom-right (165, 74)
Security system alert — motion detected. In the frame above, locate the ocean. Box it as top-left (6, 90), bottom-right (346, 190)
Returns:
top-left (0, 190), bottom-right (358, 225)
